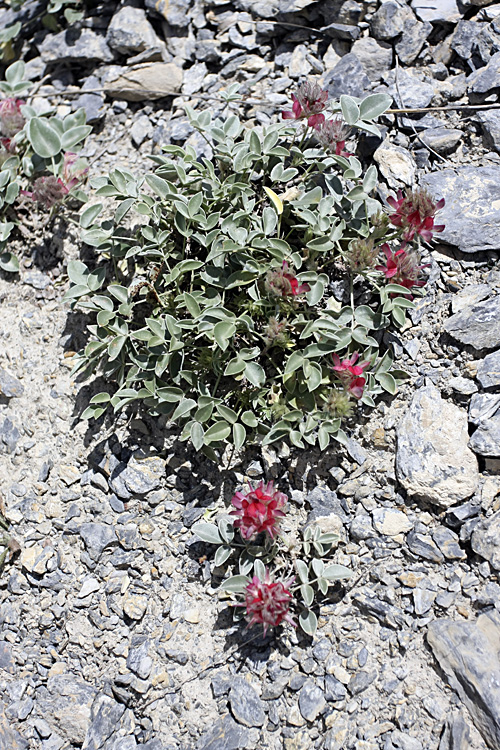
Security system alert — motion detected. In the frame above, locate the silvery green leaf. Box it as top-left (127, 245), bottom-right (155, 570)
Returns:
top-left (296, 559), bottom-right (309, 584)
top-left (300, 584), bottom-right (314, 606)
top-left (192, 522), bottom-right (223, 545)
top-left (219, 575), bottom-right (249, 593)
top-left (318, 577), bottom-right (329, 595)
top-left (0, 252), bottom-right (19, 273)
top-left (27, 118), bottom-right (61, 158)
top-left (340, 95), bottom-right (360, 126)
top-left (312, 558), bottom-right (324, 577)
top-left (191, 422), bottom-right (204, 451)
top-left (253, 558), bottom-right (266, 580)
top-left (214, 545), bottom-right (232, 567)
top-left (232, 423), bottom-right (246, 450)
top-left (359, 93), bottom-right (392, 121)
top-left (218, 516), bottom-right (234, 544)
top-left (299, 609), bottom-right (317, 636)
top-left (375, 372), bottom-right (397, 395)
top-left (204, 421), bottom-right (231, 444)
top-left (322, 563), bottom-right (353, 580)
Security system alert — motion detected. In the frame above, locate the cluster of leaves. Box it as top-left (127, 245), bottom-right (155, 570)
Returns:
top-left (65, 84), bottom-right (435, 455)
top-left (0, 0), bottom-right (83, 62)
top-left (193, 488), bottom-right (352, 637)
top-left (0, 60), bottom-right (91, 272)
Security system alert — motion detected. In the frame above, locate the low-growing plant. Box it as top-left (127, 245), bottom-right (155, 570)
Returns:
top-left (65, 81), bottom-right (444, 455)
top-left (0, 60), bottom-right (91, 272)
top-left (193, 480), bottom-right (352, 637)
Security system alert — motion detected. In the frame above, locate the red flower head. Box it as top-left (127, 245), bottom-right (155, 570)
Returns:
top-left (316, 117), bottom-right (353, 157)
top-left (230, 480), bottom-right (288, 540)
top-left (332, 352), bottom-right (370, 399)
top-left (266, 261), bottom-right (310, 298)
top-left (375, 243), bottom-right (428, 295)
top-left (0, 98), bottom-right (25, 138)
top-left (282, 81), bottom-right (328, 130)
top-left (243, 570), bottom-right (296, 635)
top-left (387, 188), bottom-right (445, 244)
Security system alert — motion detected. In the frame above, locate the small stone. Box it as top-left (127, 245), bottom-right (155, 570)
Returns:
top-left (103, 63), bottom-right (183, 101)
top-left (84, 694), bottom-right (126, 750)
top-left (79, 523), bottom-right (117, 561)
top-left (448, 376), bottom-right (478, 395)
top-left (323, 53), bottom-right (371, 99)
top-left (420, 127), bottom-right (462, 155)
top-left (58, 465), bottom-right (81, 486)
top-left (477, 350), bottom-right (500, 389)
top-left (439, 711), bottom-right (471, 750)
top-left (130, 114), bottom-right (153, 147)
top-left (106, 6), bottom-right (158, 54)
top-left (121, 451), bottom-right (166, 495)
top-left (432, 527), bottom-right (466, 561)
top-left (229, 677), bottom-right (265, 727)
top-left (407, 531), bottom-right (444, 563)
top-left (350, 37), bottom-right (392, 82)
top-left (372, 508), bottom-right (413, 536)
top-left (413, 587), bottom-right (436, 615)
top-left (0, 369), bottom-right (24, 398)
top-left (184, 608), bottom-right (200, 624)
top-left (478, 110), bottom-right (500, 154)
top-left (196, 713), bottom-right (251, 750)
top-left (77, 577), bottom-right (100, 598)
top-left (298, 680), bottom-right (326, 721)
top-left (350, 515), bottom-right (376, 540)
top-left (123, 592), bottom-right (148, 620)
top-left (20, 544), bottom-right (55, 574)
top-left (169, 593), bottom-right (186, 620)
top-left (0, 700), bottom-right (29, 749)
top-left (127, 640), bottom-right (153, 679)
top-left (348, 670), bottom-right (376, 695)
top-left (468, 51), bottom-right (500, 94)
top-left (412, 0), bottom-right (460, 22)
top-left (0, 417), bottom-right (20, 454)
top-left (374, 143), bottom-right (416, 187)
top-left (324, 675), bottom-right (346, 701)
top-left (471, 511), bottom-right (500, 570)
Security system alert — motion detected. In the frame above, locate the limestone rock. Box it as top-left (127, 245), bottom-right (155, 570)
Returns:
top-left (374, 143), bottom-right (416, 187)
top-left (371, 508), bottom-right (413, 536)
top-left (396, 385), bottom-right (479, 508)
top-left (444, 296), bottom-right (500, 351)
top-left (471, 511), bottom-right (500, 570)
top-left (427, 610), bottom-right (500, 749)
top-left (420, 166), bottom-right (500, 254)
top-left (39, 28), bottom-right (114, 63)
top-left (103, 63), bottom-right (182, 101)
top-left (476, 350), bottom-right (500, 389)
top-left (107, 6), bottom-right (158, 55)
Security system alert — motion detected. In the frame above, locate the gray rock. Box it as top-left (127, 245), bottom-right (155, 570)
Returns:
top-left (323, 53), bottom-right (372, 99)
top-left (305, 487), bottom-right (348, 523)
top-left (371, 1), bottom-right (413, 39)
top-left (298, 679), bottom-right (326, 721)
top-left (388, 68), bottom-right (435, 109)
top-left (444, 296), bottom-right (500, 350)
top-left (79, 523), bottom-right (117, 561)
top-left (468, 51), bottom-right (500, 94)
top-left (196, 713), bottom-right (252, 749)
top-left (0, 700), bottom-right (29, 750)
top-left (470, 413), bottom-right (500, 456)
top-left (350, 37), bottom-right (393, 82)
top-left (107, 6), bottom-right (158, 55)
top-left (0, 369), bottom-right (24, 398)
top-left (391, 732), bottom-right (423, 750)
top-left (103, 63), bottom-right (182, 101)
top-left (396, 17), bottom-right (432, 65)
top-left (412, 0), bottom-right (460, 23)
top-left (232, 0), bottom-right (316, 17)
top-left (39, 28), bottom-right (114, 63)
top-left (372, 508), bottom-right (413, 536)
top-left (127, 639), bottom-right (153, 679)
top-left (229, 677), bottom-right (265, 727)
top-left (122, 592), bottom-right (148, 621)
top-left (0, 416), bottom-right (20, 454)
top-left (83, 694), bottom-right (126, 750)
top-left (130, 115), bottom-right (153, 147)
top-left (407, 531), bottom-right (444, 563)
top-left (420, 127), bottom-right (462, 154)
top-left (145, 0), bottom-right (191, 25)
top-left (469, 394), bottom-right (500, 426)
top-left (448, 376), bottom-right (478, 395)
top-left (348, 670), bottom-right (375, 695)
top-left (451, 20), bottom-right (481, 60)
top-left (352, 591), bottom-right (404, 628)
top-left (471, 511), bottom-right (500, 570)
top-left (120, 451), bottom-right (165, 494)
top-left (413, 587), bottom-right (436, 615)
top-left (181, 62), bottom-right (207, 96)
top-left (350, 514), bottom-right (376, 540)
top-left (396, 385), bottom-right (479, 508)
top-left (427, 610), bottom-right (500, 749)
top-left (432, 527), bottom-right (466, 560)
top-left (421, 166), bottom-right (500, 254)
top-left (477, 350), bottom-right (500, 388)
top-left (451, 284), bottom-right (491, 314)
top-left (324, 675), bottom-right (347, 701)
top-left (321, 22), bottom-right (360, 42)
top-left (439, 712), bottom-right (471, 750)
top-left (478, 110), bottom-right (500, 153)
top-left (39, 675), bottom-right (97, 745)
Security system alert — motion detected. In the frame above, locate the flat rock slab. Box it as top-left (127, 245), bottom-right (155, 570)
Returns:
top-left (427, 610), bottom-right (500, 749)
top-left (396, 385), bottom-right (479, 508)
top-left (444, 296), bottom-right (500, 351)
top-left (103, 63), bottom-right (182, 101)
top-left (477, 350), bottom-right (500, 388)
top-left (420, 166), bottom-right (500, 254)
top-left (233, 0), bottom-right (316, 17)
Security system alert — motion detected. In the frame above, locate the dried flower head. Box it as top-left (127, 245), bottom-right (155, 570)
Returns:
top-left (243, 570), bottom-right (296, 635)
top-left (332, 352), bottom-right (370, 399)
top-left (282, 81), bottom-right (328, 130)
top-left (230, 480), bottom-right (288, 540)
top-left (347, 237), bottom-right (379, 273)
top-left (0, 98), bottom-right (25, 138)
top-left (263, 317), bottom-right (289, 347)
top-left (325, 388), bottom-right (354, 418)
top-left (375, 243), bottom-right (428, 294)
top-left (62, 151), bottom-right (88, 190)
top-left (22, 175), bottom-right (68, 209)
top-left (266, 261), bottom-right (310, 298)
top-left (316, 117), bottom-right (353, 156)
top-left (387, 188), bottom-right (445, 244)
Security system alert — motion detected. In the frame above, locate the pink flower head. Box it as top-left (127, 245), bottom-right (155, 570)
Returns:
top-left (387, 188), bottom-right (445, 244)
top-left (332, 352), bottom-right (370, 399)
top-left (266, 261), bottom-right (310, 298)
top-left (243, 570), bottom-right (296, 636)
top-left (0, 98), bottom-right (25, 138)
top-left (316, 117), bottom-right (353, 157)
top-left (62, 152), bottom-right (88, 191)
top-left (282, 81), bottom-right (328, 130)
top-left (22, 175), bottom-right (69, 209)
top-left (375, 243), bottom-right (428, 295)
top-left (230, 480), bottom-right (288, 540)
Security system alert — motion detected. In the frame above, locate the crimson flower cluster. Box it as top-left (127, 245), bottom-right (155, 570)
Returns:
top-left (22, 152), bottom-right (88, 208)
top-left (387, 188), bottom-right (445, 244)
top-left (332, 352), bottom-right (370, 399)
top-left (266, 261), bottom-right (310, 298)
top-left (0, 98), bottom-right (25, 138)
top-left (282, 83), bottom-right (353, 156)
top-left (243, 571), bottom-right (296, 636)
top-left (230, 480), bottom-right (287, 540)
top-left (375, 243), bottom-right (428, 295)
